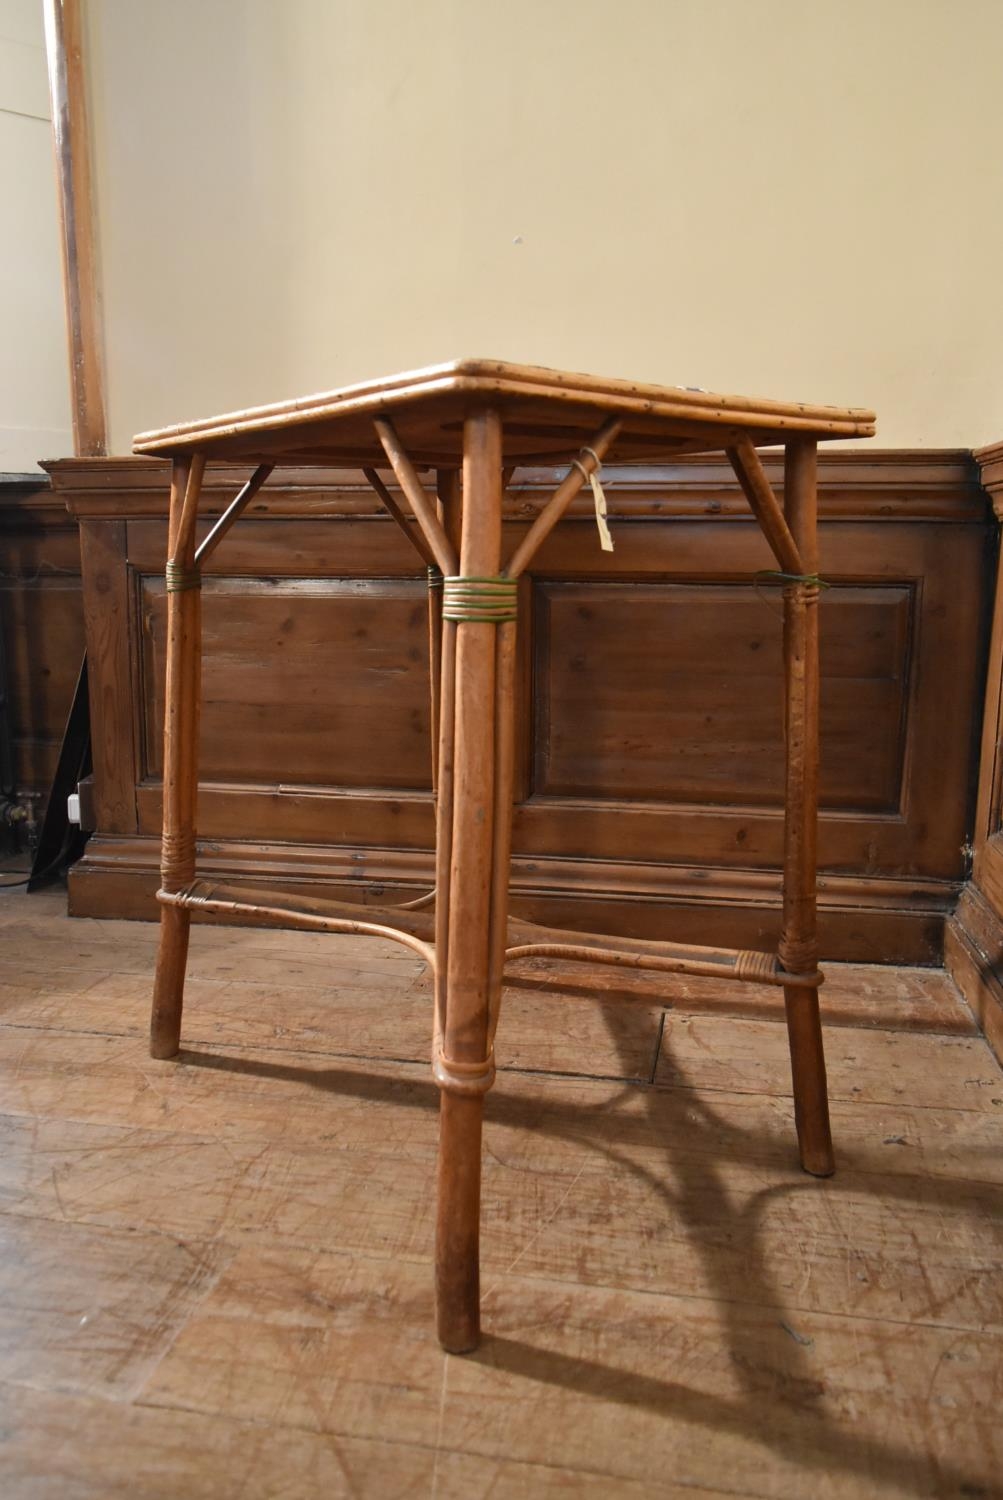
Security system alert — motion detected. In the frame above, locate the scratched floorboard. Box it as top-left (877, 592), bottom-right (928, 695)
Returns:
top-left (0, 888), bottom-right (1000, 1498)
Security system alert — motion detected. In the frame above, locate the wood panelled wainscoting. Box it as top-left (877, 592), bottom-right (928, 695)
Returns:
top-left (47, 452), bottom-right (991, 965)
top-left (0, 477), bottom-right (85, 839)
top-left (947, 440), bottom-right (1003, 1059)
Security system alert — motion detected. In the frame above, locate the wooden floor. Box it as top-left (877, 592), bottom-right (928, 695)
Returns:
top-left (0, 888), bottom-right (1001, 1498)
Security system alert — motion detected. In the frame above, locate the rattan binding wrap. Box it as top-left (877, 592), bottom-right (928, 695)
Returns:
top-left (160, 830), bottom-right (197, 890)
top-left (735, 949), bottom-right (780, 983)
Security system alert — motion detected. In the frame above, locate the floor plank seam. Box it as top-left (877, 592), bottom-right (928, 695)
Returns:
top-left (648, 1077), bottom-right (1003, 1111)
top-left (2, 1120), bottom-right (997, 1195)
top-left (123, 1391), bottom-right (759, 1498)
top-left (2, 1201), bottom-right (996, 1342)
top-left (0, 1012), bottom-right (987, 1047)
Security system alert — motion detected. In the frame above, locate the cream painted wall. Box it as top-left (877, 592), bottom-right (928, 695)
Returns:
top-left (0, 0), bottom-right (71, 469)
top-left (85, 0), bottom-right (1003, 452)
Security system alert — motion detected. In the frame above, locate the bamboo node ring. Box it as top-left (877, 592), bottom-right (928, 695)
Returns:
top-left (165, 560), bottom-right (201, 593)
top-left (433, 1047), bottom-right (496, 1096)
top-left (442, 575), bottom-right (518, 623)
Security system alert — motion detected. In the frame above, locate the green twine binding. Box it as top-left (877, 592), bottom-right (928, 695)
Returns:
top-left (442, 575), bottom-right (518, 623)
top-left (754, 570), bottom-right (831, 590)
top-left (752, 569), bottom-right (829, 619)
top-left (165, 561), bottom-right (201, 593)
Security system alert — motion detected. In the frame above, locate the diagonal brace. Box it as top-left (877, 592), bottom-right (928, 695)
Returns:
top-left (374, 418), bottom-right (459, 576)
top-left (727, 437), bottom-right (804, 576)
top-left (504, 416), bottom-right (623, 578)
top-left (363, 467), bottom-right (438, 569)
top-left (195, 463), bottom-right (274, 566)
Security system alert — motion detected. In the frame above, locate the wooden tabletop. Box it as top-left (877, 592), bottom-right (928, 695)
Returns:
top-left (132, 358), bottom-right (876, 467)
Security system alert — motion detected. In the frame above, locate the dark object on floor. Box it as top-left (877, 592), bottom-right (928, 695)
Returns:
top-left (27, 654), bottom-right (91, 892)
top-left (0, 600), bottom-right (21, 858)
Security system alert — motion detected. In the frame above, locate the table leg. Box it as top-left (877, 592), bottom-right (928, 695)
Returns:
top-left (428, 470), bottom-right (462, 792)
top-left (780, 439), bottom-right (834, 1176)
top-left (427, 566), bottom-right (443, 792)
top-left (431, 467), bottom-right (461, 1087)
top-left (150, 456), bottom-right (204, 1059)
top-left (434, 409), bottom-right (507, 1352)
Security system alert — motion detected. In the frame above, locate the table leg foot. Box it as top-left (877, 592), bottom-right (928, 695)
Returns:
top-left (784, 983), bottom-right (835, 1176)
top-left (150, 903), bottom-right (190, 1058)
top-left (435, 1091), bottom-right (483, 1353)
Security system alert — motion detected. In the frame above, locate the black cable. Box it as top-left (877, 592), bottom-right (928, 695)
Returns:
top-left (0, 829), bottom-right (77, 891)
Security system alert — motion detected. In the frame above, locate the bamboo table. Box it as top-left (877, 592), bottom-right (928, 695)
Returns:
top-left (133, 360), bottom-right (876, 1352)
